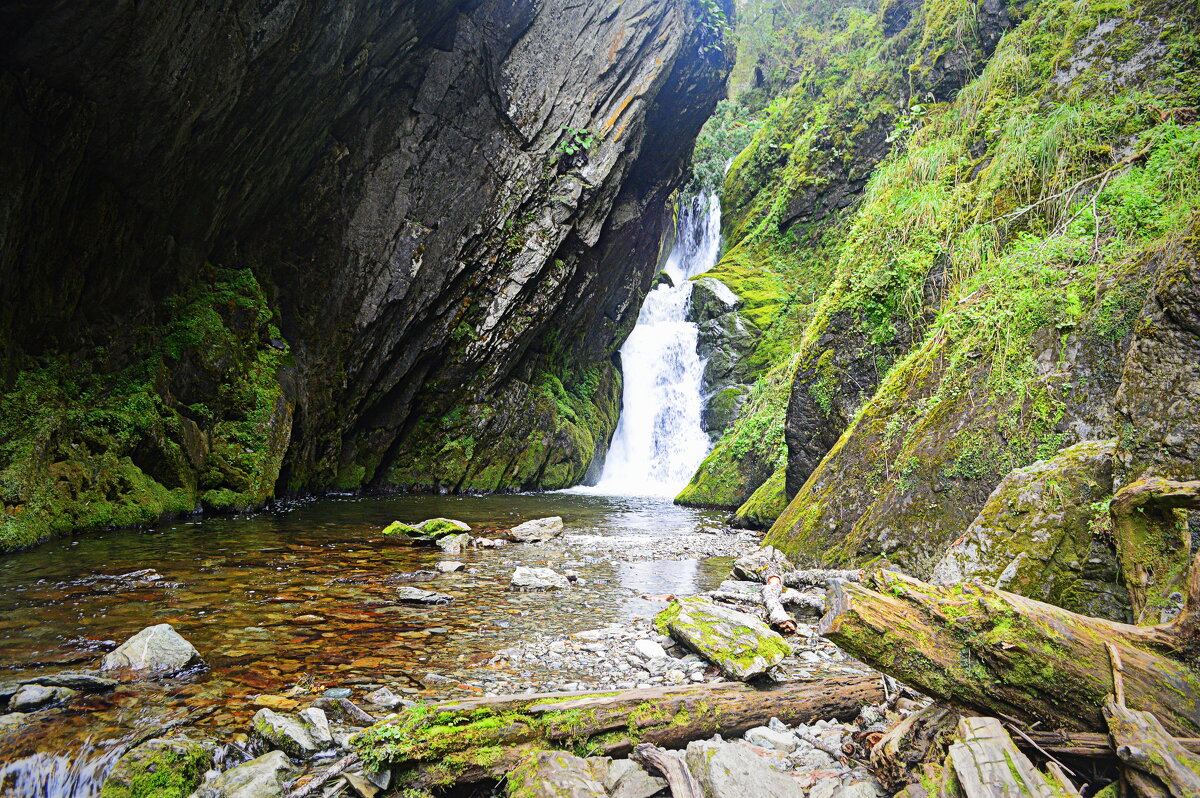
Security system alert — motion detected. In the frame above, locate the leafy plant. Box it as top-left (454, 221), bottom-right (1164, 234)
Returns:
top-left (556, 126), bottom-right (597, 157)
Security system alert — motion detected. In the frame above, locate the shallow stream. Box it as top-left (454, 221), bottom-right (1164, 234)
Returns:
top-left (0, 492), bottom-right (735, 796)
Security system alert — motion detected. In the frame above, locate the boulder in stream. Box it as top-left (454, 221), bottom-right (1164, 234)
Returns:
top-left (100, 623), bottom-right (203, 675)
top-left (395, 586), bottom-right (453, 604)
top-left (511, 566), bottom-right (570, 590)
top-left (191, 750), bottom-right (296, 798)
top-left (250, 706), bottom-right (335, 758)
top-left (383, 518), bottom-right (471, 543)
top-left (437, 532), bottom-right (472, 555)
top-left (436, 561), bottom-right (465, 573)
top-left (508, 516), bottom-right (565, 542)
top-left (99, 735), bottom-right (214, 798)
top-left (655, 596), bottom-right (789, 680)
top-left (9, 684), bottom-right (76, 711)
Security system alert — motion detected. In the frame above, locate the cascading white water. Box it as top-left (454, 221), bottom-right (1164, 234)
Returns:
top-left (586, 192), bottom-right (722, 497)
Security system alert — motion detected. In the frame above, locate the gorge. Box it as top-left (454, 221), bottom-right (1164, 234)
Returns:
top-left (2, 0), bottom-right (1199, 796)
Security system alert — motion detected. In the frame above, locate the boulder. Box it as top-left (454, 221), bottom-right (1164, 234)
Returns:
top-left (509, 516), bottom-right (565, 542)
top-left (930, 439), bottom-right (1129, 620)
top-left (0, 713), bottom-right (26, 735)
top-left (511, 566), bottom-right (571, 590)
top-left (689, 276), bottom-right (741, 323)
top-left (9, 684), bottom-right (77, 711)
top-left (395, 586), bottom-right (453, 604)
top-left (436, 533), bottom-right (472, 555)
top-left (655, 597), bottom-right (789, 680)
top-left (602, 759), bottom-right (668, 798)
top-left (684, 739), bottom-right (805, 798)
top-left (382, 518), bottom-right (470, 544)
top-left (250, 706), bottom-right (335, 758)
top-left (190, 750), bottom-right (296, 798)
top-left (436, 561), bottom-right (464, 573)
top-left (703, 385), bottom-right (751, 438)
top-left (366, 686), bottom-right (408, 710)
top-left (505, 750), bottom-right (606, 798)
top-left (99, 736), bottom-right (213, 798)
top-left (101, 624), bottom-right (203, 675)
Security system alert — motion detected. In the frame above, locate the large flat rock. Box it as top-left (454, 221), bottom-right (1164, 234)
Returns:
top-left (656, 596), bottom-right (788, 680)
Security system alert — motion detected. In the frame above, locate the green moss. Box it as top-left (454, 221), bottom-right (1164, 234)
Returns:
top-left (0, 267), bottom-right (288, 551)
top-left (99, 738), bottom-right (213, 798)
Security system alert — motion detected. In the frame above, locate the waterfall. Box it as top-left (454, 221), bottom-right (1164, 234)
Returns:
top-left (585, 193), bottom-right (721, 497)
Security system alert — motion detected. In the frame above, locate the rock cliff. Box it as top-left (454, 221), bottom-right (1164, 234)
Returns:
top-left (0, 0), bottom-right (730, 549)
top-left (681, 0), bottom-right (1199, 610)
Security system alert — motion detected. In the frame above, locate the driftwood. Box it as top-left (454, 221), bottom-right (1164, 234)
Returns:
top-left (1105, 697), bottom-right (1200, 798)
top-left (763, 564), bottom-right (798, 633)
top-left (945, 717), bottom-right (1079, 797)
top-left (352, 675), bottom-right (885, 788)
top-left (820, 570), bottom-right (1200, 735)
top-left (1017, 730), bottom-right (1200, 758)
top-left (705, 588), bottom-right (825, 613)
top-left (631, 743), bottom-right (702, 798)
top-left (871, 706), bottom-right (960, 792)
top-left (285, 753), bottom-right (359, 798)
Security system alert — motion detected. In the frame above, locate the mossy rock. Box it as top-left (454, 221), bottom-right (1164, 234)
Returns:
top-left (930, 439), bottom-right (1130, 621)
top-left (382, 521), bottom-right (424, 538)
top-left (732, 464), bottom-right (789, 529)
top-left (99, 736), bottom-right (214, 798)
top-left (655, 596), bottom-right (789, 680)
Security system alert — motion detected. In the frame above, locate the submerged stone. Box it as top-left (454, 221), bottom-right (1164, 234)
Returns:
top-left (655, 596), bottom-right (788, 680)
top-left (395, 586), bottom-right (453, 604)
top-left (9, 684), bottom-right (76, 711)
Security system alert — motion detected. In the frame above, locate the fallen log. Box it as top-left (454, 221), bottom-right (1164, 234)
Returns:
top-left (352, 673), bottom-right (885, 789)
top-left (1110, 478), bottom-right (1200, 624)
top-left (763, 564), bottom-right (798, 634)
top-left (631, 744), bottom-right (702, 798)
top-left (945, 717), bottom-right (1079, 797)
top-left (1105, 697), bottom-right (1200, 797)
top-left (1017, 731), bottom-right (1200, 758)
top-left (820, 570), bottom-right (1200, 736)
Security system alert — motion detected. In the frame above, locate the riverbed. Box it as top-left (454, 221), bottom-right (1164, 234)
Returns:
top-left (0, 492), bottom-right (755, 796)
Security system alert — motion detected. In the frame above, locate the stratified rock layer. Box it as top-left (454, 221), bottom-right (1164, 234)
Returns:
top-left (0, 0), bottom-right (730, 549)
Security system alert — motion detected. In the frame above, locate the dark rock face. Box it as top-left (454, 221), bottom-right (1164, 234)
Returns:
top-left (0, 0), bottom-right (730, 547)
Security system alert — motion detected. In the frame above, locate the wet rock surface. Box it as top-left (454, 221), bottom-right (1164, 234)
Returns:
top-left (100, 624), bottom-right (204, 675)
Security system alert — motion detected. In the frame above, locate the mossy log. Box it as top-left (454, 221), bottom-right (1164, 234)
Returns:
top-left (820, 570), bottom-right (1200, 736)
top-left (352, 675), bottom-right (885, 789)
top-left (1110, 478), bottom-right (1200, 623)
top-left (1104, 697), bottom-right (1200, 798)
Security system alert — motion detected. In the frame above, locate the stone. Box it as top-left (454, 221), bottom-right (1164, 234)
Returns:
top-left (665, 669), bottom-right (687, 685)
top-left (437, 533), bottom-right (472, 555)
top-left (322, 687), bottom-right (353, 699)
top-left (931, 439), bottom-right (1129, 620)
top-left (685, 739), bottom-right (805, 798)
top-left (417, 518), bottom-right (471, 536)
top-left (250, 707), bottom-right (335, 758)
top-left (395, 586), bottom-right (453, 604)
top-left (344, 772), bottom-right (380, 798)
top-left (602, 758), bottom-right (668, 798)
top-left (0, 713), bottom-right (26, 734)
top-left (24, 671), bottom-right (118, 692)
top-left (253, 695), bottom-right (300, 711)
top-left (511, 566), bottom-right (570, 590)
top-left (506, 750), bottom-right (606, 798)
top-left (100, 624), bottom-right (203, 675)
top-left (381, 521), bottom-right (423, 538)
top-left (99, 736), bottom-right (213, 798)
top-left (839, 783), bottom-right (881, 798)
top-left (745, 726), bottom-right (799, 753)
top-left (9, 684), bottom-right (76, 711)
top-left (509, 516), bottom-right (565, 543)
top-left (656, 597), bottom-right (789, 680)
top-left (631, 639), bottom-right (668, 661)
top-left (436, 560), bottom-right (464, 573)
top-left (366, 686), bottom-right (405, 709)
top-left (190, 750), bottom-right (295, 798)
top-left (808, 779), bottom-right (841, 798)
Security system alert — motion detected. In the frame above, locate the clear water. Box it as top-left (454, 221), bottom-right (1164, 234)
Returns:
top-left (0, 492), bottom-right (729, 797)
top-left (583, 193), bottom-right (722, 497)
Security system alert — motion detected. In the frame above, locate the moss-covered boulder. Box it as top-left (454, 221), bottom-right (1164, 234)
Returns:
top-left (655, 596), bottom-right (789, 680)
top-left (382, 518), bottom-right (471, 543)
top-left (99, 736), bottom-right (214, 798)
top-left (930, 439), bottom-right (1129, 620)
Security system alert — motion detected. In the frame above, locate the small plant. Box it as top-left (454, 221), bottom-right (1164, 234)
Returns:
top-left (556, 126), bottom-right (597, 157)
top-left (695, 0), bottom-right (731, 54)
